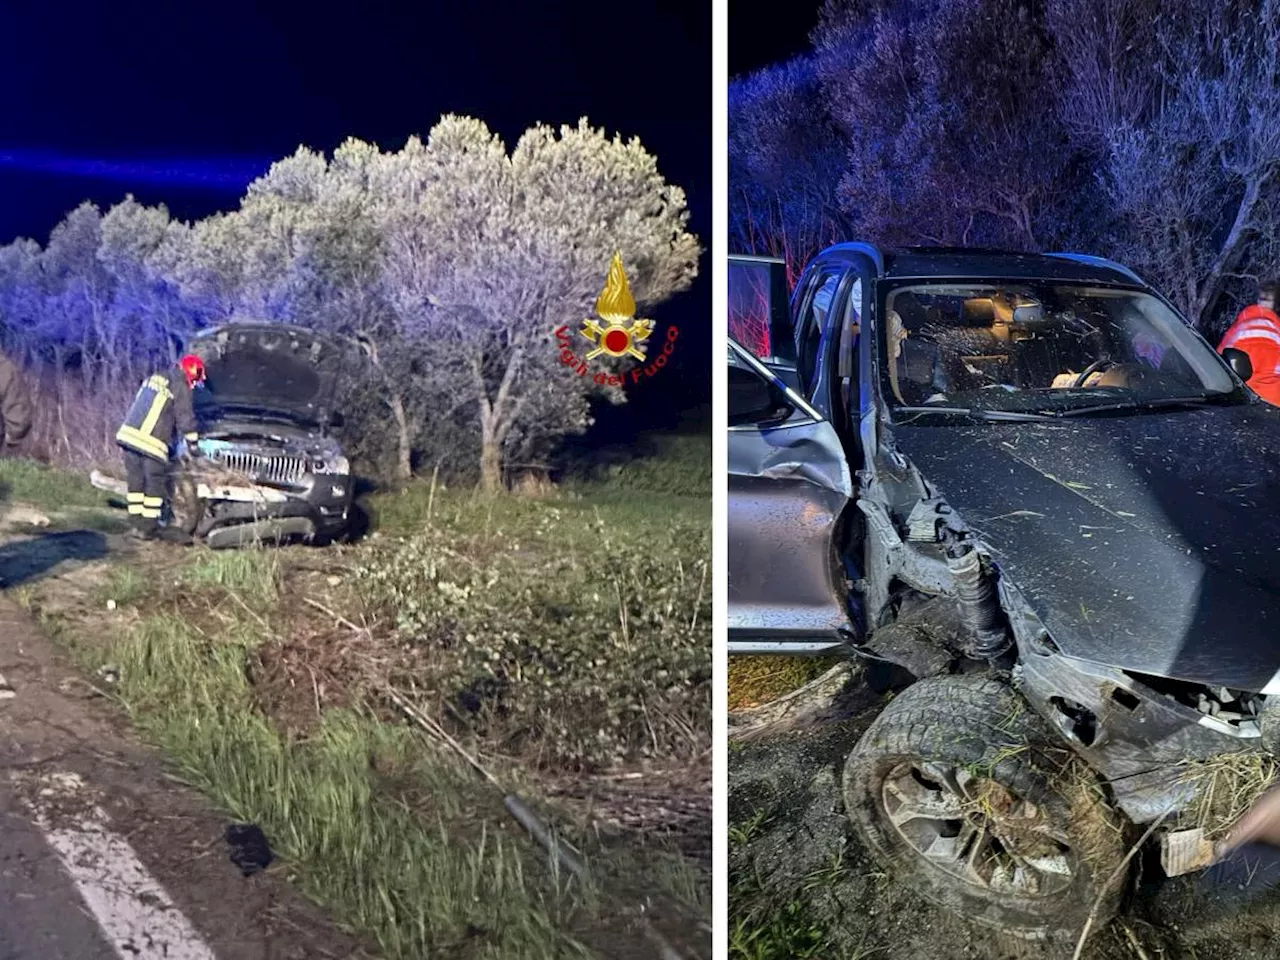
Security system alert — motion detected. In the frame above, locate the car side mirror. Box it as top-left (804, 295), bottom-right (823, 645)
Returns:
top-left (1222, 347), bottom-right (1253, 382)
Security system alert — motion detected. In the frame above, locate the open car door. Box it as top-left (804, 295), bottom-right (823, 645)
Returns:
top-left (727, 338), bottom-right (854, 653)
top-left (728, 254), bottom-right (800, 392)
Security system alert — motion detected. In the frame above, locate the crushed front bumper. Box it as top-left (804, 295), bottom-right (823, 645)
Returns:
top-left (89, 466), bottom-right (352, 546)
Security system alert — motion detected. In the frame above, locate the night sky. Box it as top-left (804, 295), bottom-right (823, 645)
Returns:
top-left (0, 0), bottom-right (710, 422)
top-left (729, 0), bottom-right (823, 77)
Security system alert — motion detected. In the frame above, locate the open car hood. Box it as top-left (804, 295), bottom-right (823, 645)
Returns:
top-left (891, 403), bottom-right (1280, 692)
top-left (186, 323), bottom-right (344, 428)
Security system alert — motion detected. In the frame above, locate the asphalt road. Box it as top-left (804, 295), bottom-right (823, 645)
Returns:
top-left (0, 794), bottom-right (118, 960)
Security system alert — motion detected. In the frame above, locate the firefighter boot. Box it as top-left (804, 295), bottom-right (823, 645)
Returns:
top-left (128, 516), bottom-right (159, 540)
top-left (155, 525), bottom-right (194, 546)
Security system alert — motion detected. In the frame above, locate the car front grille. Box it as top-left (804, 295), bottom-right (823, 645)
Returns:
top-left (215, 450), bottom-right (309, 485)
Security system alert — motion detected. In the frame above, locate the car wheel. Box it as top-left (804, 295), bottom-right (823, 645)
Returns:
top-left (843, 675), bottom-right (1126, 941)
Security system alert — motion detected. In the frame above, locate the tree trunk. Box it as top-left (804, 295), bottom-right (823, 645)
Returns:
top-left (480, 435), bottom-right (502, 492)
top-left (386, 390), bottom-right (412, 482)
top-left (478, 402), bottom-right (504, 492)
top-left (1193, 175), bottom-right (1266, 328)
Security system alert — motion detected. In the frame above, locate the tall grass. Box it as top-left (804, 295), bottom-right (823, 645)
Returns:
top-left (180, 548), bottom-right (281, 608)
top-left (558, 431), bottom-right (711, 499)
top-left (84, 614), bottom-right (590, 960)
top-left (356, 486), bottom-right (711, 769)
top-left (0, 456), bottom-right (110, 510)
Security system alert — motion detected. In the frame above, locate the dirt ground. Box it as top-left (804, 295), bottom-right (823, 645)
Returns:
top-left (729, 662), bottom-right (1280, 960)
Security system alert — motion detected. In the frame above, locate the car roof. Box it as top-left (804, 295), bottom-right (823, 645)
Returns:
top-left (881, 247), bottom-right (1143, 285)
top-left (815, 244), bottom-right (1145, 287)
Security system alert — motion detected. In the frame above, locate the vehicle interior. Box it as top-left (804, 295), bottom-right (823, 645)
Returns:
top-left (884, 284), bottom-right (1217, 408)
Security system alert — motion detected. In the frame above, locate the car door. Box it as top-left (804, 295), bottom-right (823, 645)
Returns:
top-left (728, 253), bottom-right (800, 392)
top-left (727, 338), bottom-right (856, 652)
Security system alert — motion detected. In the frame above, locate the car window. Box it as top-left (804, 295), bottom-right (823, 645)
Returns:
top-left (728, 257), bottom-right (792, 364)
top-left (795, 270), bottom-right (843, 396)
top-left (728, 352), bottom-right (795, 428)
top-left (880, 282), bottom-right (1239, 414)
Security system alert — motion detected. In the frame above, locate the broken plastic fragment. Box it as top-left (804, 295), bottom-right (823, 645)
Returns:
top-left (1161, 827), bottom-right (1216, 876)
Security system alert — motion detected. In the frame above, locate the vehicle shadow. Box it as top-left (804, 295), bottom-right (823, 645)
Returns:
top-left (0, 531), bottom-right (109, 589)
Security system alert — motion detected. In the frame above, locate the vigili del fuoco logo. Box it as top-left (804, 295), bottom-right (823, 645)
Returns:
top-left (554, 252), bottom-right (679, 386)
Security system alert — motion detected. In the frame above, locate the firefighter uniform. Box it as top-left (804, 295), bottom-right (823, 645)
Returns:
top-left (116, 368), bottom-right (198, 534)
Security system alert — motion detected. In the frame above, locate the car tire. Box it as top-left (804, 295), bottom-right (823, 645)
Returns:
top-left (843, 674), bottom-right (1126, 942)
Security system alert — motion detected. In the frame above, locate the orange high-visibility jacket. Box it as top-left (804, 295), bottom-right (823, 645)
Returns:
top-left (1219, 304), bottom-right (1280, 406)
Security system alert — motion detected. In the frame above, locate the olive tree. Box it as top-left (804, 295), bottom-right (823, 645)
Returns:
top-left (1052, 0), bottom-right (1280, 330)
top-left (166, 118), bottom-right (698, 488)
top-left (376, 116), bottom-right (700, 490)
top-left (814, 0), bottom-right (1072, 250)
top-left (729, 56), bottom-right (847, 284)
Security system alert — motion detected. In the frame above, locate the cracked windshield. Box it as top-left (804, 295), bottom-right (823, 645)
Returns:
top-left (885, 284), bottom-right (1240, 418)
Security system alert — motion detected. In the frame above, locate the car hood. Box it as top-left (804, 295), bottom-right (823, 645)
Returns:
top-left (891, 402), bottom-right (1280, 691)
top-left (187, 323), bottom-right (344, 428)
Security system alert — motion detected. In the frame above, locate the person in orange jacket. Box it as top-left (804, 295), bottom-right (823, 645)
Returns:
top-left (1219, 281), bottom-right (1280, 406)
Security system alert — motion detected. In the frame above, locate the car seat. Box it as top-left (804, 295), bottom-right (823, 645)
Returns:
top-left (930, 299), bottom-right (1012, 392)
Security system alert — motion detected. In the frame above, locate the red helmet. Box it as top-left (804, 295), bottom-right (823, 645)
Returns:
top-left (179, 354), bottom-right (206, 388)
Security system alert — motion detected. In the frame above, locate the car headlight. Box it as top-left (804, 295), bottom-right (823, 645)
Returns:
top-left (313, 455), bottom-right (350, 475)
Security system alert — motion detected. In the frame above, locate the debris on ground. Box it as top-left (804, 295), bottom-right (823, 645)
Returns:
top-left (224, 823), bottom-right (274, 877)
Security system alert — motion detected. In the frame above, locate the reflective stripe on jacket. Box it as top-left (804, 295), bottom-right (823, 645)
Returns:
top-left (1218, 305), bottom-right (1280, 407)
top-left (116, 369), bottom-right (197, 461)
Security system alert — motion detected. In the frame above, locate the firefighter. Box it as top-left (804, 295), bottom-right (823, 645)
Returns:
top-left (1218, 281), bottom-right (1280, 406)
top-left (116, 354), bottom-right (206, 543)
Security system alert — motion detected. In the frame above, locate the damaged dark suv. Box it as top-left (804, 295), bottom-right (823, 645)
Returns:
top-left (728, 245), bottom-right (1280, 939)
top-left (94, 323), bottom-right (356, 549)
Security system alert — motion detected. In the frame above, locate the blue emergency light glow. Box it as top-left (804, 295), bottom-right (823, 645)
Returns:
top-left (0, 148), bottom-right (269, 189)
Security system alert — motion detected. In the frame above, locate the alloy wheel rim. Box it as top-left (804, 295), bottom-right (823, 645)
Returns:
top-left (880, 760), bottom-right (1074, 898)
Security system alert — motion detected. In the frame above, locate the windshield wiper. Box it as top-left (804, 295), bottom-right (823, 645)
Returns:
top-left (895, 405), bottom-right (1061, 423)
top-left (1055, 395), bottom-right (1224, 418)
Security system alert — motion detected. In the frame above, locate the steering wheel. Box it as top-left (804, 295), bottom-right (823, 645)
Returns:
top-left (1073, 357), bottom-right (1117, 388)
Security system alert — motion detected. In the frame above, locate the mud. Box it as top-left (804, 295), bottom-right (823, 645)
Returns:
top-left (729, 663), bottom-right (1280, 960)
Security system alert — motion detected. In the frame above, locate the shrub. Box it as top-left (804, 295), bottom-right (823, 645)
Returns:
top-left (355, 508), bottom-right (710, 770)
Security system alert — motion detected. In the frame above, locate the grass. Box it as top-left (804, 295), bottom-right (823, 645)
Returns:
top-left (728, 657), bottom-right (844, 712)
top-left (0, 456), bottom-right (108, 511)
top-left (355, 483), bottom-right (710, 770)
top-left (180, 548), bottom-right (281, 608)
top-left (93, 565), bottom-right (149, 607)
top-left (1173, 753), bottom-right (1280, 839)
top-left (557, 429), bottom-right (711, 500)
top-left (69, 613), bottom-right (589, 959)
top-left (8, 437), bottom-right (711, 957)
top-left (366, 473), bottom-right (708, 546)
top-left (729, 825), bottom-right (862, 960)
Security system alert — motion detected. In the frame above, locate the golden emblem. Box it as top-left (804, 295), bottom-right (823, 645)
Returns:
top-left (580, 253), bottom-right (655, 361)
